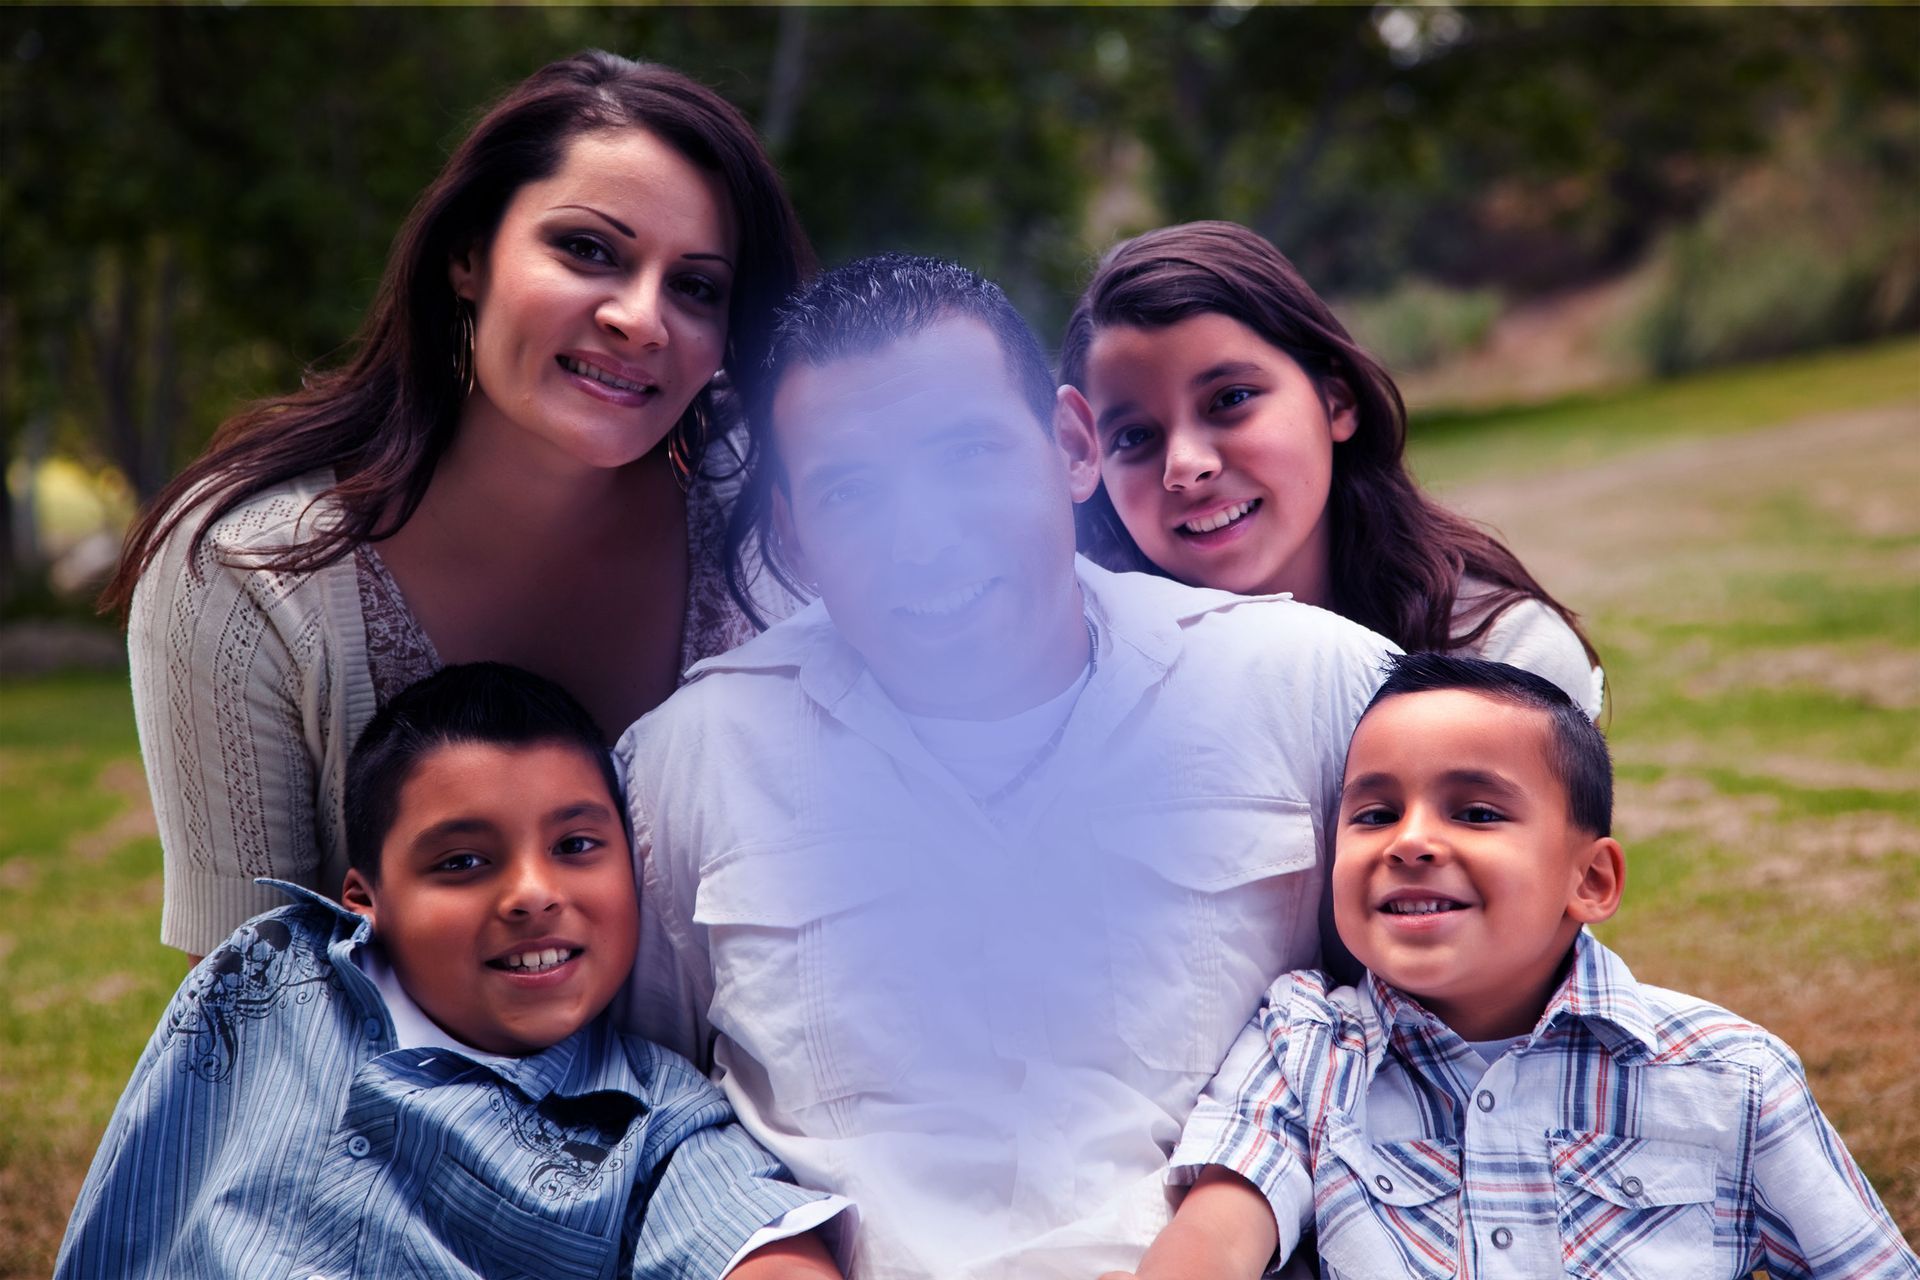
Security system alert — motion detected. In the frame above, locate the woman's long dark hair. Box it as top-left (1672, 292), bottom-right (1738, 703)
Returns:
top-left (1059, 221), bottom-right (1596, 663)
top-left (102, 50), bottom-right (812, 616)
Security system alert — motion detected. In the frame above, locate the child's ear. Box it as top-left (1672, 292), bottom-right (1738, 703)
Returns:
top-left (1567, 836), bottom-right (1625, 926)
top-left (1053, 385), bottom-right (1102, 503)
top-left (341, 868), bottom-right (379, 929)
top-left (1324, 375), bottom-right (1359, 445)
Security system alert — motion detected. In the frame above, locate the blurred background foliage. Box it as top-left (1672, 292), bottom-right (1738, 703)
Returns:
top-left (1, 4), bottom-right (1916, 609)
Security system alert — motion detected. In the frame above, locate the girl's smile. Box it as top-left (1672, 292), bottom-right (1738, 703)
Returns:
top-left (1079, 312), bottom-right (1356, 606)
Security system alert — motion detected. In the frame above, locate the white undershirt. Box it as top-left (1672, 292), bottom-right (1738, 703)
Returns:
top-left (1461, 1035), bottom-right (1531, 1086)
top-left (904, 663), bottom-right (1092, 798)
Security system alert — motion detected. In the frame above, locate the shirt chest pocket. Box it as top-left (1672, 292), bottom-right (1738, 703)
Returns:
top-left (1314, 1122), bottom-right (1463, 1280)
top-left (695, 842), bottom-right (924, 1113)
top-left (407, 1155), bottom-right (615, 1280)
top-left (1548, 1131), bottom-right (1718, 1280)
top-left (1093, 798), bottom-right (1320, 1074)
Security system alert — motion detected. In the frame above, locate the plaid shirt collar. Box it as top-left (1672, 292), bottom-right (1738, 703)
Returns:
top-left (1360, 930), bottom-right (1663, 1073)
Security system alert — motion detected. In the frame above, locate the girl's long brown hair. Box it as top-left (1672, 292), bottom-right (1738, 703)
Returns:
top-left (102, 50), bottom-right (812, 617)
top-left (1058, 220), bottom-right (1596, 663)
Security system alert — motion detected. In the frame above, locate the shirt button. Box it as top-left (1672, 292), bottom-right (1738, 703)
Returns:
top-left (1476, 1090), bottom-right (1496, 1112)
top-left (346, 1135), bottom-right (371, 1158)
top-left (363, 1017), bottom-right (382, 1041)
top-left (1491, 1227), bottom-right (1513, 1249)
top-left (1621, 1175), bottom-right (1644, 1197)
top-left (1373, 1174), bottom-right (1393, 1193)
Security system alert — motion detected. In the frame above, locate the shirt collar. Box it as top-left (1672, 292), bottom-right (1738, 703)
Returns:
top-left (257, 880), bottom-right (650, 1105)
top-left (479, 1013), bottom-right (652, 1105)
top-left (262, 877), bottom-right (372, 949)
top-left (1541, 929), bottom-right (1661, 1060)
top-left (1362, 930), bottom-right (1662, 1063)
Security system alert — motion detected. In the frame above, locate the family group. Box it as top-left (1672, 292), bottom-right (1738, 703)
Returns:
top-left (58, 51), bottom-right (1914, 1280)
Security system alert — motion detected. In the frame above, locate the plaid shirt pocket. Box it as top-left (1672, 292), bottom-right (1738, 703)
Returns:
top-left (1315, 1120), bottom-right (1462, 1280)
top-left (1548, 1130), bottom-right (1718, 1280)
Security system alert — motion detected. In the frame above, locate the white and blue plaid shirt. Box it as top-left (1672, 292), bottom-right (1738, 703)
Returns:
top-left (1174, 931), bottom-right (1917, 1280)
top-left (57, 887), bottom-right (838, 1279)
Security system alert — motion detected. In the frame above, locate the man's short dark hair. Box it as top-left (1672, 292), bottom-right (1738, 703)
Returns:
top-left (756, 252), bottom-right (1058, 446)
top-left (1362, 652), bottom-right (1612, 836)
top-left (343, 662), bottom-right (621, 881)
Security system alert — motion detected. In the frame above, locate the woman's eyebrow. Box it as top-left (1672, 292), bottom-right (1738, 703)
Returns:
top-left (551, 203), bottom-right (735, 268)
top-left (553, 203), bottom-right (636, 238)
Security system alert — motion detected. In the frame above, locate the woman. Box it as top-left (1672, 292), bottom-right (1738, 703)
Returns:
top-left (1057, 220), bottom-right (1602, 715)
top-left (101, 51), bottom-right (812, 957)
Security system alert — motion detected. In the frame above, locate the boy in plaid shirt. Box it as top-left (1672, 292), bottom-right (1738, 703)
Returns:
top-left (1110, 654), bottom-right (1916, 1280)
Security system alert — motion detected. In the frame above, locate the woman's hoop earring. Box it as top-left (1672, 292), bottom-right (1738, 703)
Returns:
top-left (451, 299), bottom-right (477, 397)
top-left (665, 403), bottom-right (711, 493)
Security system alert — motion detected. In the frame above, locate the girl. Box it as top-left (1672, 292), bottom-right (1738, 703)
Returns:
top-left (1057, 220), bottom-right (1601, 715)
top-left (102, 51), bottom-right (812, 958)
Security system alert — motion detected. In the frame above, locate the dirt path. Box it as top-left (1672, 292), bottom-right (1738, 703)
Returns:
top-left (1439, 402), bottom-right (1920, 605)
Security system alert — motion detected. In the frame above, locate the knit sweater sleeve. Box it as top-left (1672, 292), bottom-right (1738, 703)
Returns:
top-left (127, 476), bottom-right (371, 955)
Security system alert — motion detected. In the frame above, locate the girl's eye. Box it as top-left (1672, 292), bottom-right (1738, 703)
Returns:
top-left (1210, 386), bottom-right (1257, 413)
top-left (1458, 805), bottom-right (1505, 824)
top-left (1349, 806), bottom-right (1398, 827)
top-left (558, 234), bottom-right (615, 265)
top-left (433, 852), bottom-right (486, 874)
top-left (1108, 425), bottom-right (1154, 455)
top-left (554, 835), bottom-right (602, 857)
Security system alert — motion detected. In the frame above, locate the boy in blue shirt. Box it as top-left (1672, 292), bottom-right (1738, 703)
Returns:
top-left (59, 662), bottom-right (847, 1280)
top-left (1112, 654), bottom-right (1916, 1280)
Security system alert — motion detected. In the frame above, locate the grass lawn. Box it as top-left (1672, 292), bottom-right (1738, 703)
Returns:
top-left (2, 336), bottom-right (1916, 1272)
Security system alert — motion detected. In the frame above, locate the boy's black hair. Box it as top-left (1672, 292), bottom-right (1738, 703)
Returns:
top-left (343, 662), bottom-right (622, 882)
top-left (1364, 652), bottom-right (1612, 836)
top-left (755, 251), bottom-right (1058, 449)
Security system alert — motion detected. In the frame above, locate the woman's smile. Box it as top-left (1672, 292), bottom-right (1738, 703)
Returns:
top-left (452, 127), bottom-right (737, 474)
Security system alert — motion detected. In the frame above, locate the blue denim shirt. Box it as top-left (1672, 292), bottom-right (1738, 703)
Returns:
top-left (57, 885), bottom-right (830, 1279)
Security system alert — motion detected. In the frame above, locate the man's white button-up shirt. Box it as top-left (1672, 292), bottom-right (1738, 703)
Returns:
top-left (619, 559), bottom-right (1397, 1278)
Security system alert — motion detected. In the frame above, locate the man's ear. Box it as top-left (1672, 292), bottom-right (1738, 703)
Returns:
top-left (1567, 836), bottom-right (1625, 927)
top-left (1053, 385), bottom-right (1102, 504)
top-left (341, 868), bottom-right (379, 928)
top-left (770, 486), bottom-right (815, 590)
top-left (1325, 374), bottom-right (1359, 445)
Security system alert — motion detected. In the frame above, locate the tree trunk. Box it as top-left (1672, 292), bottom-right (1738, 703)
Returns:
top-left (760, 6), bottom-right (810, 156)
top-left (0, 294), bottom-right (14, 606)
top-left (89, 247), bottom-right (140, 501)
top-left (141, 237), bottom-right (182, 503)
